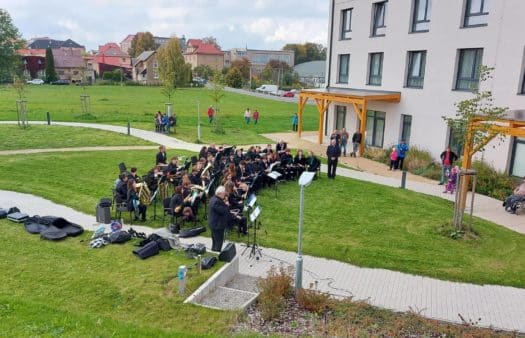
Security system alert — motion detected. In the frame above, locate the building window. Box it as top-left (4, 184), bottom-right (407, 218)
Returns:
top-left (448, 127), bottom-right (463, 156)
top-left (335, 106), bottom-right (347, 130)
top-left (338, 54), bottom-right (350, 84)
top-left (368, 53), bottom-right (383, 86)
top-left (521, 71), bottom-right (525, 94)
top-left (366, 110), bottom-right (386, 147)
top-left (372, 1), bottom-right (388, 36)
top-left (510, 138), bottom-right (525, 177)
top-left (406, 51), bottom-right (426, 88)
top-left (401, 114), bottom-right (412, 144)
top-left (455, 48), bottom-right (483, 91)
top-left (341, 8), bottom-right (353, 40)
top-left (464, 0), bottom-right (489, 27)
top-left (411, 0), bottom-right (432, 32)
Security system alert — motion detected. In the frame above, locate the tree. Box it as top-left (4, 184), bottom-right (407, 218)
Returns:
top-left (283, 42), bottom-right (326, 65)
top-left (209, 72), bottom-right (226, 134)
top-left (157, 37), bottom-right (192, 88)
top-left (230, 57), bottom-right (251, 84)
top-left (193, 65), bottom-right (214, 80)
top-left (202, 36), bottom-right (221, 50)
top-left (0, 9), bottom-right (23, 83)
top-left (128, 32), bottom-right (155, 57)
top-left (225, 67), bottom-right (243, 88)
top-left (45, 48), bottom-right (58, 83)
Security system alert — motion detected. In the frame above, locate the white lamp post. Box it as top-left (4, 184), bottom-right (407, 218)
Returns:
top-left (196, 100), bottom-right (201, 142)
top-left (295, 171), bottom-right (315, 290)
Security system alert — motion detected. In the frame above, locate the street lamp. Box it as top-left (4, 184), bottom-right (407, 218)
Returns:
top-left (196, 100), bottom-right (201, 142)
top-left (295, 171), bottom-right (315, 291)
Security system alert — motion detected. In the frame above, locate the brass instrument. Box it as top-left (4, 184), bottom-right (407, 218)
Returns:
top-left (202, 162), bottom-right (213, 176)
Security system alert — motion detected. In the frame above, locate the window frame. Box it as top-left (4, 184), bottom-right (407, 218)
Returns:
top-left (400, 114), bottom-right (412, 145)
top-left (337, 54), bottom-right (350, 84)
top-left (406, 50), bottom-right (427, 88)
top-left (520, 71), bottom-right (525, 95)
top-left (463, 0), bottom-right (489, 28)
top-left (341, 8), bottom-right (353, 40)
top-left (411, 0), bottom-right (431, 33)
top-left (372, 1), bottom-right (388, 37)
top-left (368, 52), bottom-right (384, 86)
top-left (365, 110), bottom-right (386, 148)
top-left (455, 48), bottom-right (483, 91)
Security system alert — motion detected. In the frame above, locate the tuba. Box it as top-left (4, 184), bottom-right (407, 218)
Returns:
top-left (137, 183), bottom-right (152, 206)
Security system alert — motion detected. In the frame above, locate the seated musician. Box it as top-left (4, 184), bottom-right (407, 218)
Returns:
top-left (115, 173), bottom-right (128, 203)
top-left (276, 139), bottom-right (287, 156)
top-left (246, 146), bottom-right (256, 161)
top-left (127, 167), bottom-right (140, 182)
top-left (234, 148), bottom-right (244, 165)
top-left (169, 186), bottom-right (184, 215)
top-left (198, 146), bottom-right (208, 160)
top-left (167, 157), bottom-right (179, 174)
top-left (307, 150), bottom-right (321, 173)
top-left (224, 182), bottom-right (248, 235)
top-left (181, 174), bottom-right (192, 200)
top-left (207, 143), bottom-right (218, 156)
top-left (237, 160), bottom-right (253, 184)
top-left (145, 165), bottom-right (163, 192)
top-left (156, 145), bottom-right (168, 165)
top-left (127, 179), bottom-right (147, 221)
top-left (294, 149), bottom-right (307, 177)
top-left (262, 144), bottom-right (273, 154)
top-left (189, 162), bottom-right (204, 185)
top-left (279, 148), bottom-right (295, 180)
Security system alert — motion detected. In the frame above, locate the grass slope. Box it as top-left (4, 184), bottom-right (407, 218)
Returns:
top-left (0, 85), bottom-right (319, 145)
top-left (0, 124), bottom-right (153, 150)
top-left (0, 221), bottom-right (235, 337)
top-left (0, 150), bottom-right (524, 288)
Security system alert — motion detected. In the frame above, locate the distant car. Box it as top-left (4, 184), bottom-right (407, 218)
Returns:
top-left (52, 79), bottom-right (70, 85)
top-left (26, 79), bottom-right (44, 85)
top-left (282, 91), bottom-right (295, 97)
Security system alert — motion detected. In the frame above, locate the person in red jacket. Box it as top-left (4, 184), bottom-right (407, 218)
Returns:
top-left (253, 109), bottom-right (260, 125)
top-left (207, 105), bottom-right (215, 124)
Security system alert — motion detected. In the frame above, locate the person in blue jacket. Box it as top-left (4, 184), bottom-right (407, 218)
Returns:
top-left (396, 140), bottom-right (409, 170)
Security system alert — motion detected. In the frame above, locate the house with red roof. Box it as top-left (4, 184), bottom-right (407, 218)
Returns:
top-left (183, 39), bottom-right (224, 71)
top-left (93, 42), bottom-right (131, 79)
top-left (18, 48), bottom-right (46, 79)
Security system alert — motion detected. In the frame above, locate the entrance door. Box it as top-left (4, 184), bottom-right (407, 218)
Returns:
top-left (401, 114), bottom-right (412, 144)
top-left (365, 110), bottom-right (386, 147)
top-left (510, 138), bottom-right (525, 177)
top-left (335, 105), bottom-right (346, 130)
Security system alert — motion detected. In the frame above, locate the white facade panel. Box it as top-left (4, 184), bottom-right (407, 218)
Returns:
top-left (326, 0), bottom-right (525, 173)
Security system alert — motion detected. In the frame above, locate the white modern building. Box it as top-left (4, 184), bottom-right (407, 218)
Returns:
top-left (315, 0), bottom-right (525, 175)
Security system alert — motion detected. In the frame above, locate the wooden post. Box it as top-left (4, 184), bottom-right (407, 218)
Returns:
top-left (359, 100), bottom-right (367, 156)
top-left (297, 96), bottom-right (306, 137)
top-left (457, 124), bottom-right (474, 229)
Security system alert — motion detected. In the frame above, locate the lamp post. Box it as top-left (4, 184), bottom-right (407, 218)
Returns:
top-left (196, 100), bottom-right (201, 142)
top-left (295, 171), bottom-right (315, 291)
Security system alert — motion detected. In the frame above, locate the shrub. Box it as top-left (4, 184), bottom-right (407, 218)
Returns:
top-left (256, 264), bottom-right (293, 321)
top-left (296, 283), bottom-right (333, 315)
top-left (471, 160), bottom-right (515, 200)
top-left (362, 147), bottom-right (389, 164)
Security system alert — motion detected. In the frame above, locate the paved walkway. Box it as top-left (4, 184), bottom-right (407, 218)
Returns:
top-left (0, 145), bottom-right (158, 156)
top-left (1, 189), bottom-right (524, 333)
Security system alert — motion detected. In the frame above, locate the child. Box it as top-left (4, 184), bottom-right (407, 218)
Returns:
top-left (444, 166), bottom-right (458, 194)
top-left (389, 147), bottom-right (398, 170)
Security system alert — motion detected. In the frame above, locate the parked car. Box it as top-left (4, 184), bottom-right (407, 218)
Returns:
top-left (26, 79), bottom-right (44, 85)
top-left (52, 79), bottom-right (70, 85)
top-left (255, 84), bottom-right (279, 95)
top-left (282, 91), bottom-right (295, 97)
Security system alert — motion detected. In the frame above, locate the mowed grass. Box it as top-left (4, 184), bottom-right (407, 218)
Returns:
top-left (0, 124), bottom-right (153, 150)
top-left (0, 150), bottom-right (524, 288)
top-left (0, 220), bottom-right (235, 337)
top-left (0, 85), bottom-right (319, 145)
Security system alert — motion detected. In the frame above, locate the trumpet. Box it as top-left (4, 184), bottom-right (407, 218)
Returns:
top-left (202, 161), bottom-right (213, 177)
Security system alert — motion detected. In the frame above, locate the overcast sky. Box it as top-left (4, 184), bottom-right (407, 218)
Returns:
top-left (4, 0), bottom-right (329, 51)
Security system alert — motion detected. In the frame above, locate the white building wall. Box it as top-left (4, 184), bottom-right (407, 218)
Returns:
top-left (327, 0), bottom-right (525, 172)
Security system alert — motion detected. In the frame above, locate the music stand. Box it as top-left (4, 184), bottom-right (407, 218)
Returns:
top-left (267, 171), bottom-right (282, 197)
top-left (242, 205), bottom-right (263, 260)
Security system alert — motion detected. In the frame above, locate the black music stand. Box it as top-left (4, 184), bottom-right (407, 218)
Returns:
top-left (242, 205), bottom-right (263, 260)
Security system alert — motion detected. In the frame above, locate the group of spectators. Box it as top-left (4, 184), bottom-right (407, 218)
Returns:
top-left (154, 111), bottom-right (176, 133)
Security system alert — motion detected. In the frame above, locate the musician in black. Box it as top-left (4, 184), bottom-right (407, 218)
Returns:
top-left (326, 139), bottom-right (341, 179)
top-left (156, 145), bottom-right (168, 165)
top-left (167, 157), bottom-right (179, 174)
top-left (307, 150), bottom-right (320, 174)
top-left (115, 173), bottom-right (128, 203)
top-left (127, 167), bottom-right (140, 182)
top-left (208, 186), bottom-right (235, 252)
top-left (294, 149), bottom-right (307, 177)
top-left (127, 179), bottom-right (147, 221)
top-left (276, 140), bottom-right (287, 156)
top-left (280, 148), bottom-right (295, 180)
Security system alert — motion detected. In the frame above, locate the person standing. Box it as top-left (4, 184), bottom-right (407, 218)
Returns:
top-left (326, 139), bottom-right (341, 179)
top-left (351, 130), bottom-right (362, 157)
top-left (396, 140), bottom-right (409, 170)
top-left (330, 129), bottom-right (341, 146)
top-left (340, 128), bottom-right (349, 157)
top-left (208, 186), bottom-right (234, 252)
top-left (439, 147), bottom-right (458, 185)
top-left (156, 145), bottom-right (167, 166)
top-left (207, 105), bottom-right (214, 124)
top-left (389, 147), bottom-right (398, 170)
top-left (291, 113), bottom-right (298, 131)
top-left (244, 108), bottom-right (251, 124)
top-left (253, 109), bottom-right (260, 125)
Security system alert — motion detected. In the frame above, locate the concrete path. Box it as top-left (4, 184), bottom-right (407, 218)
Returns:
top-left (1, 189), bottom-right (524, 333)
top-left (0, 145), bottom-right (158, 156)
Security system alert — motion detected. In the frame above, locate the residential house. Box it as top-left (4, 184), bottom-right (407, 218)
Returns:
top-left (18, 49), bottom-right (46, 79)
top-left (317, 0), bottom-right (525, 175)
top-left (27, 37), bottom-right (85, 52)
top-left (183, 39), bottom-right (224, 71)
top-left (120, 34), bottom-right (134, 55)
top-left (294, 60), bottom-right (326, 88)
top-left (132, 51), bottom-right (159, 85)
top-left (53, 47), bottom-right (86, 82)
top-left (225, 48), bottom-right (295, 74)
top-left (93, 43), bottom-right (131, 78)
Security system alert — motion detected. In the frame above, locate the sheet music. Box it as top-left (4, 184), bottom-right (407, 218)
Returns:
top-left (267, 171), bottom-right (282, 180)
top-left (268, 161), bottom-right (280, 172)
top-left (250, 206), bottom-right (261, 223)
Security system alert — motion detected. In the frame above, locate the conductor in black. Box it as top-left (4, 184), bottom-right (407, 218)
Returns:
top-left (208, 185), bottom-right (231, 252)
top-left (326, 139), bottom-right (341, 179)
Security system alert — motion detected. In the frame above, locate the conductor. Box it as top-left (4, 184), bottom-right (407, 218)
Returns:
top-left (208, 186), bottom-right (232, 252)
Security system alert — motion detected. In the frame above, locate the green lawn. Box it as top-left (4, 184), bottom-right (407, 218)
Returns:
top-left (0, 220), bottom-right (235, 337)
top-left (1, 150), bottom-right (524, 288)
top-left (0, 124), bottom-right (153, 150)
top-left (0, 85), bottom-right (319, 145)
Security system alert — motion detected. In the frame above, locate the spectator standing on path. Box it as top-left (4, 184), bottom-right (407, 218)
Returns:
top-left (253, 109), bottom-right (260, 125)
top-left (396, 140), bottom-right (409, 170)
top-left (292, 113), bottom-right (298, 131)
top-left (207, 105), bottom-right (214, 124)
top-left (351, 130), bottom-right (362, 157)
top-left (326, 139), bottom-right (341, 179)
top-left (330, 129), bottom-right (341, 146)
top-left (244, 108), bottom-right (251, 124)
top-left (439, 147), bottom-right (458, 185)
top-left (340, 127), bottom-right (349, 156)
top-left (389, 147), bottom-right (398, 170)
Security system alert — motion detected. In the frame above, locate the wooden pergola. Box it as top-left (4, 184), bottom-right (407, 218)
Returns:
top-left (297, 88), bottom-right (401, 154)
top-left (459, 110), bottom-right (525, 210)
